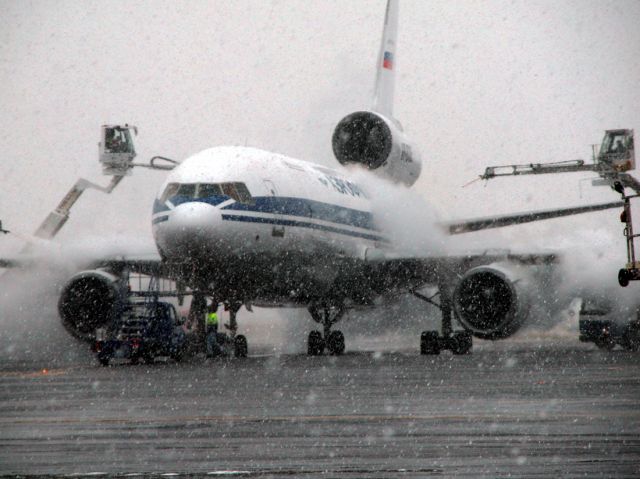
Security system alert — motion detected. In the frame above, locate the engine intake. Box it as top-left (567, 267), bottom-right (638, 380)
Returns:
top-left (58, 269), bottom-right (124, 342)
top-left (332, 111), bottom-right (421, 186)
top-left (453, 263), bottom-right (530, 340)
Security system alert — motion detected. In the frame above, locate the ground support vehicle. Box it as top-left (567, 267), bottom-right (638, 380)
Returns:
top-left (94, 301), bottom-right (186, 366)
top-left (579, 317), bottom-right (640, 351)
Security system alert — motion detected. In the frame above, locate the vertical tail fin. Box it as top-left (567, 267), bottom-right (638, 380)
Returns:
top-left (372, 0), bottom-right (399, 117)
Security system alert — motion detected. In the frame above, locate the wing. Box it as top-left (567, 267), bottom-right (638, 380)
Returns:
top-left (445, 200), bottom-right (623, 234)
top-left (340, 249), bottom-right (560, 341)
top-left (361, 250), bottom-right (557, 295)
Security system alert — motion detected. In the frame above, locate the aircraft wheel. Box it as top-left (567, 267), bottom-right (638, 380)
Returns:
top-left (307, 330), bottom-right (324, 356)
top-left (420, 331), bottom-right (440, 355)
top-left (326, 330), bottom-right (345, 356)
top-left (234, 335), bottom-right (248, 358)
top-left (619, 269), bottom-right (631, 287)
top-left (451, 331), bottom-right (472, 355)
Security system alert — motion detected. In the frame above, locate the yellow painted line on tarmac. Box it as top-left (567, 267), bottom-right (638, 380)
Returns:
top-left (0, 368), bottom-right (69, 378)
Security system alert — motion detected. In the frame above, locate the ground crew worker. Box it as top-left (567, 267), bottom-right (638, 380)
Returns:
top-left (206, 304), bottom-right (221, 357)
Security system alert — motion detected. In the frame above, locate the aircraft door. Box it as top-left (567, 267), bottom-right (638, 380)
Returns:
top-left (263, 179), bottom-right (285, 237)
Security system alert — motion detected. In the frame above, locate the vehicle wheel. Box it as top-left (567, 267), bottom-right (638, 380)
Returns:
top-left (622, 324), bottom-right (640, 352)
top-left (420, 331), bottom-right (440, 355)
top-left (130, 355), bottom-right (140, 365)
top-left (307, 330), bottom-right (324, 356)
top-left (594, 337), bottom-right (615, 351)
top-left (98, 355), bottom-right (110, 367)
top-left (142, 352), bottom-right (154, 364)
top-left (619, 269), bottom-right (630, 287)
top-left (451, 331), bottom-right (472, 355)
top-left (170, 349), bottom-right (183, 362)
top-left (326, 330), bottom-right (345, 356)
top-left (234, 335), bottom-right (248, 358)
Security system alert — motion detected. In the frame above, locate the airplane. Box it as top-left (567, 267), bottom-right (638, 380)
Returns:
top-left (12, 0), bottom-right (625, 357)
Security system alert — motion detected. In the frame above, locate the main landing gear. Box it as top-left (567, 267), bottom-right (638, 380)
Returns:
top-left (224, 303), bottom-right (248, 358)
top-left (307, 304), bottom-right (346, 356)
top-left (413, 287), bottom-right (473, 355)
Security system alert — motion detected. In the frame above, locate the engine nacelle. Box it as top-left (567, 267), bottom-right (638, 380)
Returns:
top-left (58, 269), bottom-right (125, 342)
top-left (332, 111), bottom-right (421, 187)
top-left (453, 263), bottom-right (532, 340)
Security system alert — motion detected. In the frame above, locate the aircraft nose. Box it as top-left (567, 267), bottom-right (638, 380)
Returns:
top-left (159, 202), bottom-right (223, 256)
top-left (171, 202), bottom-right (222, 235)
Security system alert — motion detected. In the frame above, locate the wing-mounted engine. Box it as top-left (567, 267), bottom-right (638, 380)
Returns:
top-left (332, 111), bottom-right (422, 187)
top-left (452, 263), bottom-right (532, 340)
top-left (58, 269), bottom-right (126, 342)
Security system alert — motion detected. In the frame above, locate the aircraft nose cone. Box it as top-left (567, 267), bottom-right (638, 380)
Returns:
top-left (171, 202), bottom-right (222, 235)
top-left (158, 202), bottom-right (223, 258)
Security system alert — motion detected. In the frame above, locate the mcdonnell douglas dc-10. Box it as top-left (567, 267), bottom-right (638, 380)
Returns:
top-left (7, 0), bottom-right (626, 357)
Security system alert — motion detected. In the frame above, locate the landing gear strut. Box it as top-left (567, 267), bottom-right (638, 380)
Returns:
top-left (413, 285), bottom-right (473, 355)
top-left (188, 292), bottom-right (208, 354)
top-left (225, 302), bottom-right (248, 358)
top-left (307, 304), bottom-right (345, 356)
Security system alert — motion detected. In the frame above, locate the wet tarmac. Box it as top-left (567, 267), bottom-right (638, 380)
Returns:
top-left (1, 339), bottom-right (640, 478)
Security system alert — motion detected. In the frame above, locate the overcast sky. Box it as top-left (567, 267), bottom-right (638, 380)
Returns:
top-left (1, 0), bottom-right (639, 261)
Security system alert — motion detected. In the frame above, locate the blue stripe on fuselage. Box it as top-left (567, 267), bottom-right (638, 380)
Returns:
top-left (220, 214), bottom-right (383, 241)
top-left (153, 195), bottom-right (376, 231)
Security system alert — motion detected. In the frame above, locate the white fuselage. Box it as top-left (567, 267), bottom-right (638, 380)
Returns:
top-left (152, 146), bottom-right (384, 303)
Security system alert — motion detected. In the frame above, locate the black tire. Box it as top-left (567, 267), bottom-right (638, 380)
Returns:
top-left (234, 335), bottom-right (248, 358)
top-left (98, 355), bottom-right (110, 367)
top-left (622, 324), bottom-right (640, 352)
top-left (451, 331), bottom-right (473, 355)
top-left (130, 355), bottom-right (140, 365)
top-left (307, 330), bottom-right (324, 356)
top-left (595, 337), bottom-right (615, 351)
top-left (142, 352), bottom-right (154, 364)
top-left (420, 331), bottom-right (440, 355)
top-left (619, 269), bottom-right (630, 287)
top-left (170, 349), bottom-right (183, 362)
top-left (326, 330), bottom-right (345, 356)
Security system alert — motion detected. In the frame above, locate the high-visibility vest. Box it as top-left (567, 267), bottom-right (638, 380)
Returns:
top-left (207, 312), bottom-right (218, 326)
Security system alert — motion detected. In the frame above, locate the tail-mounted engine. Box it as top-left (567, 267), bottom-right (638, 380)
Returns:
top-left (58, 269), bottom-right (126, 342)
top-left (452, 263), bottom-right (532, 340)
top-left (332, 111), bottom-right (421, 187)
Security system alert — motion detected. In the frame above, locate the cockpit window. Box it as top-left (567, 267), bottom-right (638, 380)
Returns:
top-left (198, 184), bottom-right (223, 198)
top-left (160, 183), bottom-right (179, 203)
top-left (161, 182), bottom-right (254, 204)
top-left (233, 183), bottom-right (253, 203)
top-left (221, 183), bottom-right (239, 200)
top-left (177, 183), bottom-right (196, 197)
top-left (218, 183), bottom-right (253, 204)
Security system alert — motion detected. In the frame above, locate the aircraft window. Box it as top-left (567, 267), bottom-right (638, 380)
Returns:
top-left (177, 183), bottom-right (196, 197)
top-left (198, 184), bottom-right (223, 198)
top-left (233, 183), bottom-right (253, 203)
top-left (218, 182), bottom-right (254, 204)
top-left (221, 183), bottom-right (240, 200)
top-left (160, 183), bottom-right (179, 202)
